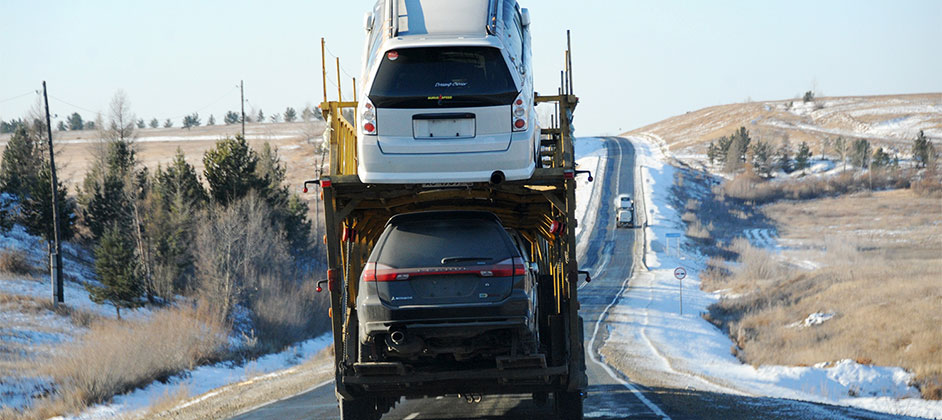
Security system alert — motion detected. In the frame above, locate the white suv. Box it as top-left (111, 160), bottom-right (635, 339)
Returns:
top-left (357, 0), bottom-right (538, 184)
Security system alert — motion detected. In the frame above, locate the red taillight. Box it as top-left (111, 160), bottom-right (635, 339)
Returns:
top-left (492, 258), bottom-right (527, 277)
top-left (321, 178), bottom-right (332, 188)
top-left (563, 169), bottom-right (575, 179)
top-left (515, 99), bottom-right (523, 106)
top-left (363, 122), bottom-right (375, 133)
top-left (362, 263), bottom-right (407, 282)
top-left (512, 93), bottom-right (528, 132)
top-left (514, 119), bottom-right (526, 129)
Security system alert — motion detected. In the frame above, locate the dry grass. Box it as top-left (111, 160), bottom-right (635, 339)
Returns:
top-left (719, 167), bottom-right (914, 204)
top-left (248, 278), bottom-right (330, 354)
top-left (9, 302), bottom-right (228, 419)
top-left (0, 249), bottom-right (34, 275)
top-left (704, 189), bottom-right (942, 399)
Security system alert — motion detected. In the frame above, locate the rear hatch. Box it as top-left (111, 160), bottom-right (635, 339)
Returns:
top-left (365, 217), bottom-right (524, 307)
top-left (368, 46), bottom-right (518, 154)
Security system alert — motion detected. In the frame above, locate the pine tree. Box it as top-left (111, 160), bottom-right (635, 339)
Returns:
top-left (913, 130), bottom-right (936, 168)
top-left (0, 127), bottom-right (42, 200)
top-left (57, 121), bottom-right (67, 131)
top-left (283, 107), bottom-right (297, 122)
top-left (163, 118), bottom-right (173, 128)
top-left (724, 127), bottom-right (751, 172)
top-left (156, 148), bottom-right (207, 208)
top-left (207, 114), bottom-right (216, 126)
top-left (872, 147), bottom-right (893, 168)
top-left (87, 224), bottom-right (143, 318)
top-left (67, 112), bottom-right (85, 131)
top-left (21, 165), bottom-right (77, 243)
top-left (707, 141), bottom-right (717, 167)
top-left (301, 106), bottom-right (315, 122)
top-left (203, 135), bottom-right (264, 206)
top-left (851, 139), bottom-right (871, 169)
top-left (776, 140), bottom-right (792, 173)
top-left (751, 139), bottom-right (774, 177)
top-left (149, 118), bottom-right (159, 128)
top-left (256, 109), bottom-right (265, 123)
top-left (224, 111), bottom-right (240, 125)
top-left (136, 119), bottom-right (146, 129)
top-left (795, 141), bottom-right (811, 172)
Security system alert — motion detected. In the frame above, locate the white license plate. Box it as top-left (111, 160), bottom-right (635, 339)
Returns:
top-left (413, 118), bottom-right (475, 139)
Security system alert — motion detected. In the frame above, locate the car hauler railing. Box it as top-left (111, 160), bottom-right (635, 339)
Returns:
top-left (314, 33), bottom-right (586, 399)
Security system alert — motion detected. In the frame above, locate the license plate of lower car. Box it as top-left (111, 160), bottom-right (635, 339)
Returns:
top-left (413, 118), bottom-right (475, 139)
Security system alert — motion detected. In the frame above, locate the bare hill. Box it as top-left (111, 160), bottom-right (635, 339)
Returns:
top-left (626, 93), bottom-right (942, 159)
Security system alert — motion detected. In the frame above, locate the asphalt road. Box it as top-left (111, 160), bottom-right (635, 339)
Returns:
top-left (231, 137), bottom-right (666, 419)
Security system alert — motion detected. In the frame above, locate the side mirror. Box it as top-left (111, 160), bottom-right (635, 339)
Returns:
top-left (578, 270), bottom-right (592, 284)
top-left (520, 8), bottom-right (531, 27)
top-left (364, 12), bottom-right (374, 32)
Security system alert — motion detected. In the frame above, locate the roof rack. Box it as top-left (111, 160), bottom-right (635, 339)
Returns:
top-left (486, 0), bottom-right (499, 35)
top-left (387, 0), bottom-right (400, 38)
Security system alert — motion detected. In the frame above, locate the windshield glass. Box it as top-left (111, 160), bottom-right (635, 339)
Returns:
top-left (377, 218), bottom-right (516, 268)
top-left (369, 47), bottom-right (518, 108)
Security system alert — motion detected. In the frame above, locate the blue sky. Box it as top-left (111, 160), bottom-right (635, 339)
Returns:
top-left (1, 0), bottom-right (940, 135)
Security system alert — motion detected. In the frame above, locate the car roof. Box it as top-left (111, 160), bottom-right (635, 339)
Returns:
top-left (387, 210), bottom-right (502, 226)
top-left (397, 0), bottom-right (490, 38)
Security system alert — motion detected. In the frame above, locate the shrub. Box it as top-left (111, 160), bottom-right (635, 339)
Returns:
top-left (44, 302), bottom-right (227, 409)
top-left (0, 248), bottom-right (33, 275)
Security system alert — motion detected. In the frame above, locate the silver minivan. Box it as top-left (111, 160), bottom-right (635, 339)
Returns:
top-left (357, 0), bottom-right (538, 184)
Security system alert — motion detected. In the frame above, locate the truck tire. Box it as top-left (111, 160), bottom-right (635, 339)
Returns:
top-left (554, 391), bottom-right (584, 420)
top-left (339, 395), bottom-right (380, 420)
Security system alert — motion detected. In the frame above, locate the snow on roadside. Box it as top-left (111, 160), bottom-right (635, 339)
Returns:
top-left (573, 137), bottom-right (607, 265)
top-left (51, 333), bottom-right (332, 420)
top-left (605, 134), bottom-right (942, 419)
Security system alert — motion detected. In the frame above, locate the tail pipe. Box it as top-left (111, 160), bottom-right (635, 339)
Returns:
top-left (489, 171), bottom-right (505, 185)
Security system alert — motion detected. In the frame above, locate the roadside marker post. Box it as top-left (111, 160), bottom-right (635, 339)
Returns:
top-left (674, 266), bottom-right (687, 315)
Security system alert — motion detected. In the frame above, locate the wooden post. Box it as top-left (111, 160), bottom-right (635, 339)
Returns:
top-left (42, 81), bottom-right (63, 304)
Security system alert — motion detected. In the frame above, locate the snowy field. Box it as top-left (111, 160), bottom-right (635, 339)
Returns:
top-left (0, 219), bottom-right (333, 418)
top-left (598, 135), bottom-right (942, 418)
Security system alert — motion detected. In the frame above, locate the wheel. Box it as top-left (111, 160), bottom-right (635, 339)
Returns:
top-left (554, 390), bottom-right (584, 420)
top-left (339, 395), bottom-right (381, 420)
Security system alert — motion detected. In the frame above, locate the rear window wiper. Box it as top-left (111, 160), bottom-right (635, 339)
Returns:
top-left (440, 256), bottom-right (492, 264)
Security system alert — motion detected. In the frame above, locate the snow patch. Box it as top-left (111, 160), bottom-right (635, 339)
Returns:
top-left (788, 312), bottom-right (835, 329)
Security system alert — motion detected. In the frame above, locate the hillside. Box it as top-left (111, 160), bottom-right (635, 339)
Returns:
top-left (626, 93), bottom-right (941, 161)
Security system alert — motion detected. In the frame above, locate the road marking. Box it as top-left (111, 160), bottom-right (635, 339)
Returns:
top-left (580, 137), bottom-right (625, 290)
top-left (585, 137), bottom-right (672, 420)
top-left (228, 378), bottom-right (334, 419)
top-left (404, 412), bottom-right (421, 420)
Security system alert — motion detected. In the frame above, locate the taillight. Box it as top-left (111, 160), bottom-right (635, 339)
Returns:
top-left (362, 262), bottom-right (409, 282)
top-left (492, 258), bottom-right (527, 277)
top-left (512, 92), bottom-right (528, 132)
top-left (360, 99), bottom-right (377, 135)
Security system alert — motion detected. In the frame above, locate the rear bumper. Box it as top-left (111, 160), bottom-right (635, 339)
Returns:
top-left (356, 130), bottom-right (536, 183)
top-left (357, 289), bottom-right (532, 340)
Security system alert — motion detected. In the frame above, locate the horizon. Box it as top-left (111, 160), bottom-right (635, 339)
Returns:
top-left (2, 0), bottom-right (941, 136)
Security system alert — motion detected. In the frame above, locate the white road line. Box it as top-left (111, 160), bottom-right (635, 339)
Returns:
top-left (404, 412), bottom-right (421, 420)
top-left (584, 137), bottom-right (672, 419)
top-left (580, 137), bottom-right (625, 290)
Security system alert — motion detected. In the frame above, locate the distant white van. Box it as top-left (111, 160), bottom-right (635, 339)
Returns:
top-left (357, 0), bottom-right (538, 184)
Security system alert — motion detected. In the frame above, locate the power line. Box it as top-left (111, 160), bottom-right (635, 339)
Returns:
top-left (0, 91), bottom-right (37, 104)
top-left (324, 45), bottom-right (358, 80)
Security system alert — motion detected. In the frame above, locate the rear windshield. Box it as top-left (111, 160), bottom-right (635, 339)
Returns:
top-left (368, 47), bottom-right (518, 108)
top-left (376, 218), bottom-right (516, 268)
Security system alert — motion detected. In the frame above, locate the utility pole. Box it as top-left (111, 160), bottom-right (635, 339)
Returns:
top-left (240, 80), bottom-right (245, 139)
top-left (42, 81), bottom-right (64, 304)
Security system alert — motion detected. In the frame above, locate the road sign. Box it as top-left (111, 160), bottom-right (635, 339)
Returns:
top-left (665, 232), bottom-right (681, 238)
top-left (673, 267), bottom-right (687, 280)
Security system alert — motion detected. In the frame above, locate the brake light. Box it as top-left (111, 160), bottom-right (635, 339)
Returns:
top-left (492, 258), bottom-right (527, 277)
top-left (362, 263), bottom-right (408, 282)
top-left (360, 99), bottom-right (377, 135)
top-left (512, 92), bottom-right (528, 132)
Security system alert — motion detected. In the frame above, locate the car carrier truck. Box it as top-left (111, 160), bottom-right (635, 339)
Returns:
top-left (308, 7), bottom-right (588, 420)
